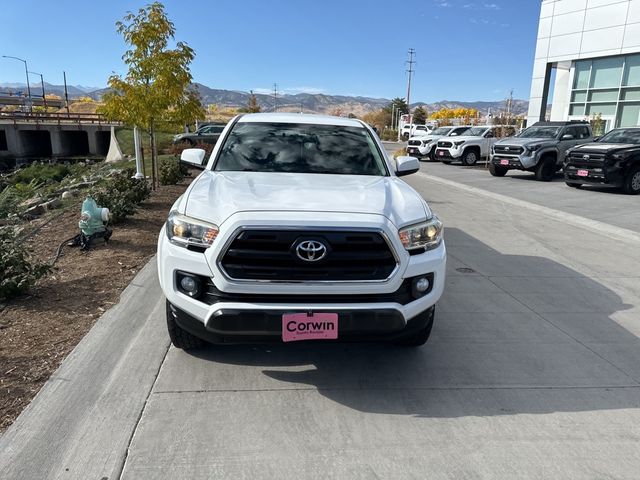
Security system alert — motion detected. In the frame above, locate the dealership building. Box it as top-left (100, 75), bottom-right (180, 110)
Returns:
top-left (529, 0), bottom-right (640, 131)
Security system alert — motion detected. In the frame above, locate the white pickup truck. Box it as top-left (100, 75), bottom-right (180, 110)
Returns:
top-left (157, 113), bottom-right (446, 348)
top-left (434, 125), bottom-right (516, 166)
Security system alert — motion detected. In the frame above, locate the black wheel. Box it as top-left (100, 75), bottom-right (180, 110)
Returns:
top-left (396, 307), bottom-right (435, 347)
top-left (166, 300), bottom-right (206, 350)
top-left (428, 149), bottom-right (437, 162)
top-left (489, 163), bottom-right (508, 177)
top-left (535, 158), bottom-right (556, 181)
top-left (566, 182), bottom-right (582, 189)
top-left (623, 167), bottom-right (640, 195)
top-left (461, 149), bottom-right (479, 166)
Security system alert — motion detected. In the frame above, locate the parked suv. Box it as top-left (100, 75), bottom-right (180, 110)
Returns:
top-left (564, 127), bottom-right (640, 194)
top-left (435, 125), bottom-right (516, 166)
top-left (159, 113), bottom-right (446, 348)
top-left (173, 123), bottom-right (227, 146)
top-left (407, 126), bottom-right (471, 161)
top-left (490, 121), bottom-right (592, 181)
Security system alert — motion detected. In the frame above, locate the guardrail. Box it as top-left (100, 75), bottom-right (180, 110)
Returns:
top-left (0, 112), bottom-right (120, 126)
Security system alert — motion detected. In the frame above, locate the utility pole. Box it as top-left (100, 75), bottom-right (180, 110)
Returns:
top-left (63, 71), bottom-right (70, 115)
top-left (273, 83), bottom-right (278, 112)
top-left (507, 88), bottom-right (513, 117)
top-left (405, 48), bottom-right (416, 127)
top-left (29, 71), bottom-right (46, 110)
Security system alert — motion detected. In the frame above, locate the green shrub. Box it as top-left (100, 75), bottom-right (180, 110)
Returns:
top-left (0, 186), bottom-right (20, 220)
top-left (10, 163), bottom-right (70, 185)
top-left (92, 169), bottom-right (151, 223)
top-left (159, 157), bottom-right (184, 185)
top-left (0, 227), bottom-right (50, 301)
top-left (381, 129), bottom-right (399, 141)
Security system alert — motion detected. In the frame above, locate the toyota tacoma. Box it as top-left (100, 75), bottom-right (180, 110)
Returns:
top-left (564, 127), bottom-right (640, 194)
top-left (490, 121), bottom-right (592, 181)
top-left (434, 125), bottom-right (516, 166)
top-left (157, 113), bottom-right (446, 349)
top-left (407, 126), bottom-right (471, 161)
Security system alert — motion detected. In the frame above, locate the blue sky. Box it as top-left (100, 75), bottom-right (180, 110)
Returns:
top-left (0, 0), bottom-right (542, 102)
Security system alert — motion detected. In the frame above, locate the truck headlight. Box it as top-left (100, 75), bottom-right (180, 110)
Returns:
top-left (166, 212), bottom-right (219, 249)
top-left (454, 141), bottom-right (465, 148)
top-left (398, 217), bottom-right (443, 252)
top-left (527, 144), bottom-right (542, 152)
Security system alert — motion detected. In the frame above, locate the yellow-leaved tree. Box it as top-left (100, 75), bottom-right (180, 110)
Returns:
top-left (100, 2), bottom-right (205, 188)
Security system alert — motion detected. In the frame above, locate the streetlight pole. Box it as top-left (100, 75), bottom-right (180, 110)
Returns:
top-left (29, 71), bottom-right (46, 110)
top-left (2, 55), bottom-right (32, 112)
top-left (405, 48), bottom-right (416, 128)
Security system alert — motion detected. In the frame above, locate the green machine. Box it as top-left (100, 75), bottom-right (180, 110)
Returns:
top-left (74, 196), bottom-right (112, 250)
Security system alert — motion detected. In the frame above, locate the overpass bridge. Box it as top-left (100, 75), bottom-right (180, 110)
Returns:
top-left (0, 112), bottom-right (121, 165)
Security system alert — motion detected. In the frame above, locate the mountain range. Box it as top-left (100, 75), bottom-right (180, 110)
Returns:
top-left (0, 82), bottom-right (528, 117)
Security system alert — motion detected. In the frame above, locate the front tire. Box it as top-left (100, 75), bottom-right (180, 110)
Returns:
top-left (535, 158), bottom-right (556, 181)
top-left (623, 167), bottom-right (640, 195)
top-left (166, 300), bottom-right (206, 350)
top-left (462, 149), bottom-right (479, 166)
top-left (489, 163), bottom-right (508, 177)
top-left (396, 307), bottom-right (435, 347)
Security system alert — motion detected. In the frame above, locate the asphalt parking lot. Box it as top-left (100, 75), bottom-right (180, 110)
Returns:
top-left (1, 150), bottom-right (640, 479)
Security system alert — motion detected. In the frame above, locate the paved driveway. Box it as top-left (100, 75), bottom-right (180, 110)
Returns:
top-left (2, 169), bottom-right (640, 479)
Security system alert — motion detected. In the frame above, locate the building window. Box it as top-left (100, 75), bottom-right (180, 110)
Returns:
top-left (569, 53), bottom-right (640, 130)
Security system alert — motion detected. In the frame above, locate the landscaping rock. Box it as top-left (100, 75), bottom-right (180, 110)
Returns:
top-left (25, 204), bottom-right (45, 217)
top-left (42, 198), bottom-right (61, 211)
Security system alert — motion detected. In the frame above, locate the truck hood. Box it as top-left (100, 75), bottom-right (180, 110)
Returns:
top-left (495, 137), bottom-right (554, 147)
top-left (440, 135), bottom-right (482, 143)
top-left (409, 134), bottom-right (443, 143)
top-left (183, 171), bottom-right (431, 228)
top-left (570, 143), bottom-right (636, 153)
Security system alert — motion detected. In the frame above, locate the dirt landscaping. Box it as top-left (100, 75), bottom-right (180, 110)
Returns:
top-left (0, 176), bottom-right (191, 433)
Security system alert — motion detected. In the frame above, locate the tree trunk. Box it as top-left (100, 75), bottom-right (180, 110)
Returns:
top-left (149, 121), bottom-right (157, 190)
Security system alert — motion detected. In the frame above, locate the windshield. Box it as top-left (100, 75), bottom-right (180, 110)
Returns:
top-left (518, 126), bottom-right (560, 139)
top-left (431, 127), bottom-right (452, 136)
top-left (214, 122), bottom-right (388, 176)
top-left (598, 129), bottom-right (640, 144)
top-left (464, 127), bottom-right (489, 136)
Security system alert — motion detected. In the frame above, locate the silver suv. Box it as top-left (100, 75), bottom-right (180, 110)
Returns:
top-left (490, 121), bottom-right (593, 181)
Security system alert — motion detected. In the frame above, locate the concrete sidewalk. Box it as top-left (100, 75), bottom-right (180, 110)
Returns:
top-left (0, 261), bottom-right (169, 479)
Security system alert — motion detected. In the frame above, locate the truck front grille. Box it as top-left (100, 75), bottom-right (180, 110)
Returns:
top-left (219, 229), bottom-right (398, 282)
top-left (494, 145), bottom-right (523, 155)
top-left (438, 141), bottom-right (453, 148)
top-left (568, 152), bottom-right (605, 168)
top-left (408, 140), bottom-right (422, 146)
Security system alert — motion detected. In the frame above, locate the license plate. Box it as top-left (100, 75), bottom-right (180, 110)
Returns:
top-left (408, 148), bottom-right (417, 154)
top-left (282, 313), bottom-right (338, 342)
top-left (500, 159), bottom-right (509, 165)
top-left (438, 150), bottom-right (444, 156)
top-left (577, 169), bottom-right (589, 177)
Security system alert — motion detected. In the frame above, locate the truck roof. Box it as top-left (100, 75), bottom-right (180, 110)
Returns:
top-left (238, 112), bottom-right (364, 128)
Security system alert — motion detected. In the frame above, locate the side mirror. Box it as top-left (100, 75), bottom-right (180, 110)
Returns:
top-left (396, 156), bottom-right (420, 177)
top-left (561, 134), bottom-right (574, 140)
top-left (180, 148), bottom-right (206, 169)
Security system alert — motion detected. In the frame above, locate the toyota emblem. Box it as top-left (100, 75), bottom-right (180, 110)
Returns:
top-left (583, 154), bottom-right (590, 161)
top-left (295, 240), bottom-right (328, 262)
top-left (505, 146), bottom-right (510, 151)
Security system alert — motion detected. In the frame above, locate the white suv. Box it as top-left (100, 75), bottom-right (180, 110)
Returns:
top-left (435, 125), bottom-right (516, 166)
top-left (158, 113), bottom-right (446, 348)
top-left (406, 126), bottom-right (471, 161)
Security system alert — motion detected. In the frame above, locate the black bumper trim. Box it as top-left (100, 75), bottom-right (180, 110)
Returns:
top-left (168, 302), bottom-right (434, 344)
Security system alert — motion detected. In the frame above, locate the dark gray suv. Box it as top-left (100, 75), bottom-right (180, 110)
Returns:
top-left (490, 121), bottom-right (593, 181)
top-left (173, 123), bottom-right (226, 146)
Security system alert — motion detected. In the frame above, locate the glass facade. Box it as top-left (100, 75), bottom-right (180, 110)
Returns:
top-left (569, 53), bottom-right (640, 129)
